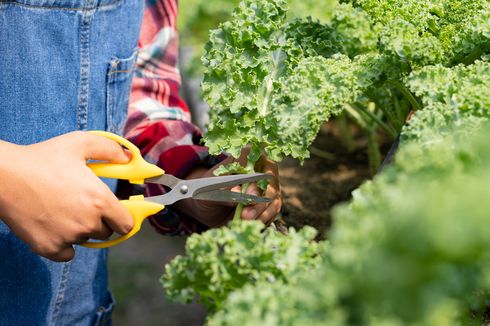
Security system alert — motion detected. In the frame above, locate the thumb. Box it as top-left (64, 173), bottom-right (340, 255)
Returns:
top-left (80, 132), bottom-right (132, 163)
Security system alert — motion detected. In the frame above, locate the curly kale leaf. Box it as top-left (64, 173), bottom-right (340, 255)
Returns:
top-left (345, 0), bottom-right (490, 67)
top-left (450, 3), bottom-right (490, 64)
top-left (161, 220), bottom-right (321, 311)
top-left (379, 19), bottom-right (445, 67)
top-left (202, 0), bottom-right (379, 163)
top-left (286, 3), bottom-right (379, 59)
top-left (400, 60), bottom-right (490, 142)
top-left (407, 60), bottom-right (490, 115)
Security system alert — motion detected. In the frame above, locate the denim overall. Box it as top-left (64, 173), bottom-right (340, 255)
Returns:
top-left (0, 0), bottom-right (143, 323)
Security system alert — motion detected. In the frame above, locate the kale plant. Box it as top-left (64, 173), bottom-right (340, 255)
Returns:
top-left (163, 1), bottom-right (490, 322)
top-left (162, 220), bottom-right (322, 311)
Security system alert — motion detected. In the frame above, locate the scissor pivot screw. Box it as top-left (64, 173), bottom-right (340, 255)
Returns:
top-left (180, 185), bottom-right (189, 194)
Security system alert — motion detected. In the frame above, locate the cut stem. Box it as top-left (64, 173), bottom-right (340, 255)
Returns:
top-left (232, 160), bottom-right (255, 221)
top-left (233, 183), bottom-right (250, 221)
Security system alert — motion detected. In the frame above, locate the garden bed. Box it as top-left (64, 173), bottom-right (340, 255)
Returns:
top-left (280, 122), bottom-right (389, 238)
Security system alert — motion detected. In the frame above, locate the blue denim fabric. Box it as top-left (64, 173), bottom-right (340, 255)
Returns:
top-left (0, 0), bottom-right (143, 324)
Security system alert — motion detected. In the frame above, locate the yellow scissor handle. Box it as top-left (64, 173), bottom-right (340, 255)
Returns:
top-left (82, 195), bottom-right (165, 248)
top-left (82, 131), bottom-right (166, 248)
top-left (86, 130), bottom-right (164, 184)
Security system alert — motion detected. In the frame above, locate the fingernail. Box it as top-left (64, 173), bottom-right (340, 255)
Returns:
top-left (124, 149), bottom-right (132, 157)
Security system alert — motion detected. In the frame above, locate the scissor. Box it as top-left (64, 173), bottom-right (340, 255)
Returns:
top-left (82, 131), bottom-right (271, 248)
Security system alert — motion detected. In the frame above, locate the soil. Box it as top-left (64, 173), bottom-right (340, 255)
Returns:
top-left (279, 122), bottom-right (390, 238)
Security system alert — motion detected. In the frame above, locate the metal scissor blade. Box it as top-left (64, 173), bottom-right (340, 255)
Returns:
top-left (193, 189), bottom-right (271, 204)
top-left (145, 173), bottom-right (271, 190)
top-left (145, 174), bottom-right (180, 188)
top-left (144, 173), bottom-right (273, 206)
top-left (191, 173), bottom-right (273, 193)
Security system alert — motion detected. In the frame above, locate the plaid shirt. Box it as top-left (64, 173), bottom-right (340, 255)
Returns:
top-left (123, 0), bottom-right (222, 235)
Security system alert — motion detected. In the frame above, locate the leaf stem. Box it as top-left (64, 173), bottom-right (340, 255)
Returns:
top-left (352, 103), bottom-right (397, 139)
top-left (386, 80), bottom-right (422, 111)
top-left (344, 104), bottom-right (367, 129)
top-left (376, 100), bottom-right (399, 132)
top-left (233, 183), bottom-right (250, 221)
top-left (232, 159), bottom-right (255, 221)
top-left (310, 146), bottom-right (335, 160)
top-left (367, 128), bottom-right (381, 176)
top-left (391, 94), bottom-right (405, 131)
top-left (459, 45), bottom-right (486, 66)
top-left (337, 112), bottom-right (356, 152)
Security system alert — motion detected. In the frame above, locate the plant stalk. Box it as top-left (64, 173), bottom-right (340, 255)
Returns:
top-left (386, 80), bottom-right (422, 111)
top-left (344, 104), bottom-right (367, 129)
top-left (310, 146), bottom-right (335, 160)
top-left (460, 45), bottom-right (486, 66)
top-left (232, 159), bottom-right (256, 221)
top-left (233, 183), bottom-right (250, 221)
top-left (391, 95), bottom-right (406, 131)
top-left (367, 128), bottom-right (381, 176)
top-left (338, 112), bottom-right (356, 152)
top-left (353, 103), bottom-right (397, 139)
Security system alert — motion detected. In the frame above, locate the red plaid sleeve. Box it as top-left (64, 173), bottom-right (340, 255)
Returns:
top-left (124, 0), bottom-right (223, 235)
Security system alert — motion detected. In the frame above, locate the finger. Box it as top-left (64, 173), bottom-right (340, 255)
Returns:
top-left (73, 236), bottom-right (90, 245)
top-left (257, 179), bottom-right (283, 224)
top-left (236, 146), bottom-right (252, 166)
top-left (261, 157), bottom-right (281, 202)
top-left (242, 204), bottom-right (260, 220)
top-left (257, 196), bottom-right (282, 224)
top-left (210, 185), bottom-right (249, 208)
top-left (230, 185), bottom-right (241, 193)
top-left (79, 132), bottom-right (132, 163)
top-left (215, 154), bottom-right (235, 167)
top-left (225, 146), bottom-right (251, 166)
top-left (100, 188), bottom-right (134, 235)
top-left (246, 183), bottom-right (261, 196)
top-left (89, 221), bottom-right (113, 240)
top-left (262, 159), bottom-right (280, 187)
top-left (245, 160), bottom-right (282, 223)
top-left (49, 245), bottom-right (75, 262)
top-left (241, 183), bottom-right (267, 220)
top-left (264, 180), bottom-right (280, 203)
top-left (123, 148), bottom-right (133, 160)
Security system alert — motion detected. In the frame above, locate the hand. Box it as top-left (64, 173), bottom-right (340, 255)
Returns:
top-left (0, 132), bottom-right (134, 262)
top-left (174, 149), bottom-right (282, 227)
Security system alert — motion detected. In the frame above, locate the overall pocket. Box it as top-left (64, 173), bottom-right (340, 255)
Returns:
top-left (106, 50), bottom-right (138, 135)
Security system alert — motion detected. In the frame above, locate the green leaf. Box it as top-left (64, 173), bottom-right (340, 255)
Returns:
top-left (202, 0), bottom-right (383, 164)
top-left (161, 220), bottom-right (321, 311)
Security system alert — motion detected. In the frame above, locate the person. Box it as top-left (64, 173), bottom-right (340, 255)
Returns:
top-left (0, 0), bottom-right (281, 324)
